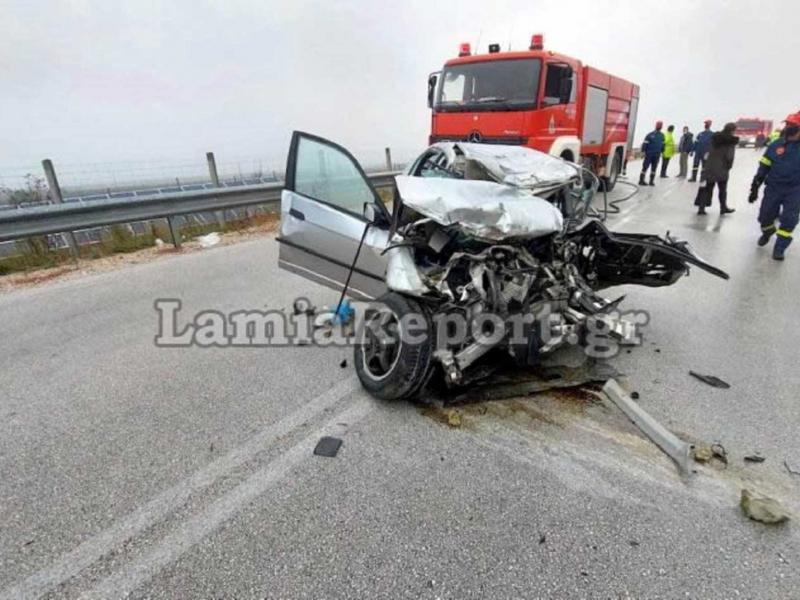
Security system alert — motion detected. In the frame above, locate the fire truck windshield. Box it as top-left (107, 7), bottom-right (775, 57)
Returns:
top-left (736, 119), bottom-right (762, 131)
top-left (435, 58), bottom-right (541, 112)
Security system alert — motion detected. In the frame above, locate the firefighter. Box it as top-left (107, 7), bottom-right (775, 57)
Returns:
top-left (748, 112), bottom-right (800, 261)
top-left (660, 125), bottom-right (676, 177)
top-left (639, 121), bottom-right (665, 186)
top-left (768, 129), bottom-right (782, 145)
top-left (689, 119), bottom-right (714, 182)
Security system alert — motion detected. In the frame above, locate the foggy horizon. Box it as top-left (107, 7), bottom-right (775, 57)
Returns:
top-left (2, 0), bottom-right (796, 182)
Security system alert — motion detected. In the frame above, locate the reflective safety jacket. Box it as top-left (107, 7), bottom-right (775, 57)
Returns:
top-left (768, 130), bottom-right (782, 145)
top-left (662, 131), bottom-right (676, 158)
top-left (693, 129), bottom-right (713, 157)
top-left (642, 130), bottom-right (665, 156)
top-left (757, 138), bottom-right (800, 195)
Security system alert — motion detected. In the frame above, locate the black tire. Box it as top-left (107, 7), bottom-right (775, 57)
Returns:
top-left (602, 151), bottom-right (621, 192)
top-left (354, 292), bottom-right (435, 401)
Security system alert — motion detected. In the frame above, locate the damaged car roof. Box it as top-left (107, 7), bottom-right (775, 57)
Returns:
top-left (395, 176), bottom-right (565, 241)
top-left (396, 142), bottom-right (581, 241)
top-left (430, 142), bottom-right (582, 189)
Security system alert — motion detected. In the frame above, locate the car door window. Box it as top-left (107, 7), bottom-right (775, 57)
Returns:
top-left (542, 63), bottom-right (575, 106)
top-left (293, 136), bottom-right (376, 215)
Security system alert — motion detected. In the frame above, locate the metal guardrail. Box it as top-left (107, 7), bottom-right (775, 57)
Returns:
top-left (0, 171), bottom-right (399, 243)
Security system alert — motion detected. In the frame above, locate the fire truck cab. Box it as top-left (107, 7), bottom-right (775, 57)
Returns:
top-left (735, 117), bottom-right (773, 148)
top-left (427, 35), bottom-right (639, 191)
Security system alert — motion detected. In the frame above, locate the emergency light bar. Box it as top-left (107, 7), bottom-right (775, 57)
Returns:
top-left (458, 42), bottom-right (471, 57)
top-left (530, 34), bottom-right (544, 50)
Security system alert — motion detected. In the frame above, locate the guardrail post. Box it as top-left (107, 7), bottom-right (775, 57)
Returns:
top-left (384, 147), bottom-right (393, 171)
top-left (42, 159), bottom-right (80, 259)
top-left (207, 151), bottom-right (227, 225)
top-left (167, 217), bottom-right (181, 249)
top-left (206, 152), bottom-right (220, 186)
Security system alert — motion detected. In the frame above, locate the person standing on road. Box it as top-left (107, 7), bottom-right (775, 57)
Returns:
top-left (660, 125), bottom-right (676, 177)
top-left (748, 112), bottom-right (800, 261)
top-left (694, 122), bottom-right (738, 215)
top-left (677, 126), bottom-right (694, 178)
top-left (690, 119), bottom-right (714, 182)
top-left (639, 121), bottom-right (665, 186)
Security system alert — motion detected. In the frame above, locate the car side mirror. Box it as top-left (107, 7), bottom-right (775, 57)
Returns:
top-left (427, 72), bottom-right (439, 109)
top-left (363, 202), bottom-right (377, 223)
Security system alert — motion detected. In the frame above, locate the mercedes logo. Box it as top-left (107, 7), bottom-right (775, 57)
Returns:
top-left (467, 130), bottom-right (483, 143)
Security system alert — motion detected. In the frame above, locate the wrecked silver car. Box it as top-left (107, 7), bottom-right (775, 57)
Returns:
top-left (278, 132), bottom-right (728, 400)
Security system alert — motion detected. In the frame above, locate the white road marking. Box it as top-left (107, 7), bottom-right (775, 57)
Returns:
top-left (80, 398), bottom-right (374, 599)
top-left (0, 376), bottom-right (361, 600)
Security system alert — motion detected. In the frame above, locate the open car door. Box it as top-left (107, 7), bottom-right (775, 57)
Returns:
top-left (278, 131), bottom-right (392, 300)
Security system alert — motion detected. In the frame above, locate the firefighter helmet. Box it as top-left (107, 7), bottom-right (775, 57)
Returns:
top-left (784, 112), bottom-right (800, 126)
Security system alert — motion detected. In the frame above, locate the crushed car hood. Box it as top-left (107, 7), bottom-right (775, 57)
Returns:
top-left (395, 175), bottom-right (564, 241)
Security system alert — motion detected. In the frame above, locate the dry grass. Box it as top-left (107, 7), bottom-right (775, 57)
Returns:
top-left (0, 211), bottom-right (280, 293)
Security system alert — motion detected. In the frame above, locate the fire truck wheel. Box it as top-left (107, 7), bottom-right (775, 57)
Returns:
top-left (602, 152), bottom-right (621, 192)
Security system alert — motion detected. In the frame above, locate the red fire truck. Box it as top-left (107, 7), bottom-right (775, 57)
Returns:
top-left (734, 117), bottom-right (773, 147)
top-left (427, 34), bottom-right (639, 190)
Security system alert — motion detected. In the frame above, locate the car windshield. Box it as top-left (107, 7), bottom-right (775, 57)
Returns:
top-left (435, 58), bottom-right (541, 112)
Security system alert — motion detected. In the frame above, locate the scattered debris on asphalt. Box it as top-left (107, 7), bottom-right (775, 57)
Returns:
top-left (450, 361), bottom-right (618, 404)
top-left (538, 534), bottom-right (546, 545)
top-left (693, 444), bottom-right (730, 467)
top-left (740, 489), bottom-right (790, 525)
top-left (688, 371), bottom-right (731, 389)
top-left (630, 391), bottom-right (640, 400)
top-left (339, 359), bottom-right (348, 369)
top-left (603, 379), bottom-right (693, 476)
top-left (784, 460), bottom-right (800, 476)
top-left (693, 446), bottom-right (713, 463)
top-left (629, 540), bottom-right (640, 547)
top-left (711, 442), bottom-right (729, 465)
top-left (313, 436), bottom-right (343, 458)
top-left (744, 454), bottom-right (766, 463)
top-left (419, 405), bottom-right (466, 429)
top-left (332, 299), bottom-right (355, 325)
top-left (446, 410), bottom-right (462, 428)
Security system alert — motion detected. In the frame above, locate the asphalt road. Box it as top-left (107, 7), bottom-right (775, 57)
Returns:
top-left (1, 150), bottom-right (798, 599)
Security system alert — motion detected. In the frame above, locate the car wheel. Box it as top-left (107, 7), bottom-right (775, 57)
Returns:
top-left (354, 292), bottom-right (434, 401)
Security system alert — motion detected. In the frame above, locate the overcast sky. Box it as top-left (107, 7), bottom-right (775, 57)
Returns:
top-left (1, 0), bottom-right (797, 179)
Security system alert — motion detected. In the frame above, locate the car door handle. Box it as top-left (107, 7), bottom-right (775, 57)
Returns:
top-left (289, 208), bottom-right (305, 221)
